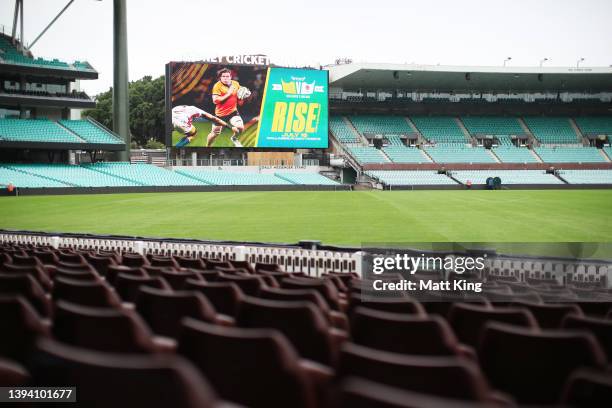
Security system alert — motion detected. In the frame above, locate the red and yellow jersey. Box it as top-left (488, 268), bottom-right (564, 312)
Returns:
top-left (212, 80), bottom-right (240, 117)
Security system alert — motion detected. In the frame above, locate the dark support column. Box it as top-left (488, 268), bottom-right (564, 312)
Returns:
top-left (113, 0), bottom-right (130, 161)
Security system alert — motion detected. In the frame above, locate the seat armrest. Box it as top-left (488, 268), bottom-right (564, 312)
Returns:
top-left (151, 336), bottom-right (177, 353)
top-left (328, 310), bottom-right (349, 331)
top-left (215, 314), bottom-right (235, 326)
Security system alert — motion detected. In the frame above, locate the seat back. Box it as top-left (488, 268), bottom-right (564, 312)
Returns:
top-left (351, 307), bottom-right (460, 356)
top-left (52, 276), bottom-right (122, 308)
top-left (236, 297), bottom-right (335, 365)
top-left (479, 322), bottom-right (607, 404)
top-left (0, 295), bottom-right (48, 362)
top-left (114, 274), bottom-right (171, 302)
top-left (338, 342), bottom-right (491, 401)
top-left (30, 338), bottom-right (218, 408)
top-left (184, 280), bottom-right (243, 316)
top-left (52, 300), bottom-right (157, 353)
top-left (178, 318), bottom-right (316, 408)
top-left (448, 302), bottom-right (538, 347)
top-left (562, 314), bottom-right (612, 360)
top-left (135, 287), bottom-right (216, 338)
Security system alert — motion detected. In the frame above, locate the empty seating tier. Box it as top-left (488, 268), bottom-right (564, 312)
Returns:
top-left (410, 117), bottom-right (467, 143)
top-left (452, 170), bottom-right (563, 185)
top-left (348, 115), bottom-right (414, 136)
top-left (493, 147), bottom-right (539, 163)
top-left (274, 172), bottom-right (340, 185)
top-left (0, 34), bottom-right (93, 72)
top-left (424, 146), bottom-right (496, 163)
top-left (330, 116), bottom-right (360, 144)
top-left (0, 166), bottom-right (68, 188)
top-left (84, 163), bottom-right (207, 186)
top-left (59, 120), bottom-right (123, 144)
top-left (0, 119), bottom-right (83, 143)
top-left (559, 170), bottom-right (612, 184)
top-left (347, 147), bottom-right (390, 164)
top-left (366, 171), bottom-right (457, 185)
top-left (534, 147), bottom-right (606, 163)
top-left (461, 116), bottom-right (524, 136)
top-left (523, 117), bottom-right (580, 144)
top-left (174, 169), bottom-right (292, 185)
top-left (382, 147), bottom-right (431, 163)
top-left (574, 116), bottom-right (612, 136)
top-left (5, 164), bottom-right (140, 187)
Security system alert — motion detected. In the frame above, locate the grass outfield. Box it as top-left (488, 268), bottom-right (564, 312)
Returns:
top-left (0, 190), bottom-right (611, 247)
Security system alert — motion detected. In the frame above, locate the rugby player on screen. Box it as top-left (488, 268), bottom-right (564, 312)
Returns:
top-left (172, 105), bottom-right (238, 147)
top-left (207, 68), bottom-right (251, 147)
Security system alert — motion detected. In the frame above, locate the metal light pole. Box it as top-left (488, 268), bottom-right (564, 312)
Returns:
top-left (539, 58), bottom-right (548, 67)
top-left (503, 57), bottom-right (512, 67)
top-left (576, 58), bottom-right (585, 68)
top-left (113, 0), bottom-right (130, 161)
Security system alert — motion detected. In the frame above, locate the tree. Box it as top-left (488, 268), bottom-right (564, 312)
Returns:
top-left (83, 75), bottom-right (166, 147)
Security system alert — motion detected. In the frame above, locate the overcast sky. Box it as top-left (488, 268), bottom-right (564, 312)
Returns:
top-left (1, 0), bottom-right (611, 96)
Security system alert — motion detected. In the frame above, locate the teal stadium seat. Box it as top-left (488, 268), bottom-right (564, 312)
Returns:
top-left (0, 34), bottom-right (93, 72)
top-left (424, 145), bottom-right (496, 163)
top-left (604, 147), bottom-right (612, 160)
top-left (384, 135), bottom-right (405, 146)
top-left (174, 169), bottom-right (292, 186)
top-left (6, 164), bottom-right (139, 188)
top-left (493, 147), bottom-right (539, 163)
top-left (274, 172), bottom-right (339, 185)
top-left (347, 147), bottom-right (390, 164)
top-left (461, 116), bottom-right (524, 136)
top-left (366, 171), bottom-right (457, 186)
top-left (59, 120), bottom-right (123, 144)
top-left (523, 117), bottom-right (580, 144)
top-left (382, 147), bottom-right (431, 163)
top-left (0, 165), bottom-right (68, 188)
top-left (330, 116), bottom-right (360, 144)
top-left (410, 117), bottom-right (467, 143)
top-left (574, 116), bottom-right (612, 136)
top-left (452, 170), bottom-right (563, 185)
top-left (0, 119), bottom-right (83, 143)
top-left (84, 163), bottom-right (207, 186)
top-left (348, 115), bottom-right (414, 135)
top-left (534, 147), bottom-right (606, 163)
top-left (558, 170), bottom-right (612, 184)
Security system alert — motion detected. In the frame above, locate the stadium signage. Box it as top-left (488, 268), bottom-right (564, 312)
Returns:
top-left (204, 55), bottom-right (270, 66)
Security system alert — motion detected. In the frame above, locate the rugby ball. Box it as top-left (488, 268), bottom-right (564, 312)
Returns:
top-left (237, 86), bottom-right (251, 100)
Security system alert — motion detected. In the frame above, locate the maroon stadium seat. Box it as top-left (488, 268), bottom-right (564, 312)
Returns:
top-left (149, 256), bottom-right (179, 268)
top-left (30, 338), bottom-right (220, 408)
top-left (348, 293), bottom-right (426, 316)
top-left (52, 300), bottom-right (161, 353)
top-left (479, 322), bottom-right (607, 404)
top-left (184, 280), bottom-right (244, 317)
top-left (339, 377), bottom-right (491, 408)
top-left (514, 301), bottom-right (583, 329)
top-left (135, 287), bottom-right (218, 338)
top-left (0, 262), bottom-right (52, 290)
top-left (178, 318), bottom-right (317, 408)
top-left (561, 368), bottom-right (612, 407)
top-left (159, 269), bottom-right (203, 290)
top-left (0, 273), bottom-right (51, 316)
top-left (105, 264), bottom-right (146, 285)
top-left (282, 277), bottom-right (344, 311)
top-left (217, 273), bottom-right (266, 296)
top-left (337, 342), bottom-right (495, 401)
top-left (0, 295), bottom-right (49, 362)
top-left (175, 256), bottom-right (207, 270)
top-left (350, 307), bottom-right (469, 357)
top-left (52, 276), bottom-right (122, 308)
top-left (114, 274), bottom-right (171, 302)
top-left (562, 314), bottom-right (612, 360)
top-left (0, 358), bottom-right (30, 387)
top-left (121, 253), bottom-right (149, 268)
top-left (85, 254), bottom-right (117, 276)
top-left (448, 302), bottom-right (538, 347)
top-left (236, 297), bottom-right (342, 366)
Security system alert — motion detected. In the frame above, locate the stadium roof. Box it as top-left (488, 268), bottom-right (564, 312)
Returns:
top-left (327, 63), bottom-right (612, 92)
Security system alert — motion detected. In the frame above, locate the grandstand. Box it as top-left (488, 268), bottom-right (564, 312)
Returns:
top-left (410, 116), bottom-right (468, 143)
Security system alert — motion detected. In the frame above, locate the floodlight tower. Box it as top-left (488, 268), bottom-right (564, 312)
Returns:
top-left (113, 0), bottom-right (130, 161)
top-left (10, 0), bottom-right (130, 161)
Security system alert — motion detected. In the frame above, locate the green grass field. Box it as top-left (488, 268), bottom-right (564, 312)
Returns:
top-left (172, 120), bottom-right (259, 147)
top-left (1, 190), bottom-right (612, 248)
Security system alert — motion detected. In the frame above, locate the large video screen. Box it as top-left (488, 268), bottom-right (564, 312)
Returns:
top-left (166, 62), bottom-right (328, 148)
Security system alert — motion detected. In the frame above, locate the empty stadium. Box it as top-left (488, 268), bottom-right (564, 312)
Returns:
top-left (1, 0), bottom-right (612, 407)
